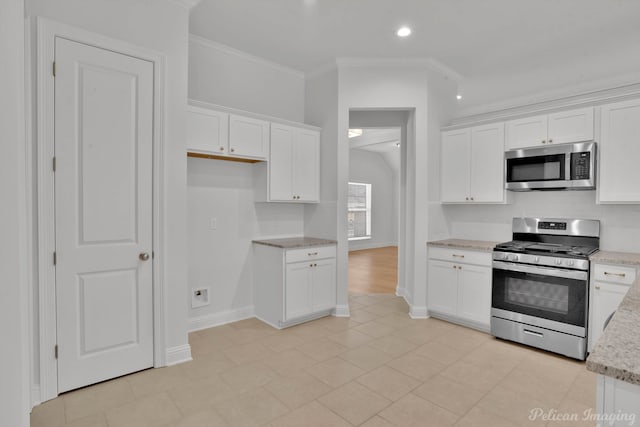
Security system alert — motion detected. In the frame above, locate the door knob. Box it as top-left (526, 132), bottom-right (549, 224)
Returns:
top-left (139, 252), bottom-right (150, 261)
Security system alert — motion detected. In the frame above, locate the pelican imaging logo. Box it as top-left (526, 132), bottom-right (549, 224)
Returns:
top-left (529, 408), bottom-right (636, 425)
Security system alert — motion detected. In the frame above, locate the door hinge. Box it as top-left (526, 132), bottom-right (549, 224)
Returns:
top-left (53, 251), bottom-right (57, 265)
top-left (54, 345), bottom-right (58, 359)
top-left (52, 62), bottom-right (56, 77)
top-left (52, 156), bottom-right (56, 172)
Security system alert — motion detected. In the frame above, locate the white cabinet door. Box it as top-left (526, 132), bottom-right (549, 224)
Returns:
top-left (506, 115), bottom-right (548, 149)
top-left (599, 99), bottom-right (640, 203)
top-left (427, 260), bottom-right (458, 316)
top-left (293, 128), bottom-right (320, 202)
top-left (311, 258), bottom-right (336, 312)
top-left (285, 262), bottom-right (312, 321)
top-left (457, 265), bottom-right (492, 327)
top-left (269, 124), bottom-right (295, 201)
top-left (441, 128), bottom-right (471, 202)
top-left (470, 123), bottom-right (505, 203)
top-left (229, 114), bottom-right (269, 159)
top-left (187, 106), bottom-right (229, 155)
top-left (547, 107), bottom-right (594, 144)
top-left (590, 281), bottom-right (630, 350)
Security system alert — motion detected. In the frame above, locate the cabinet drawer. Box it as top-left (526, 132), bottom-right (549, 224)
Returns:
top-left (593, 264), bottom-right (636, 285)
top-left (286, 245), bottom-right (336, 263)
top-left (428, 247), bottom-right (491, 267)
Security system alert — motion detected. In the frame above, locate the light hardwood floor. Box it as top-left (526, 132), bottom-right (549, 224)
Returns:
top-left (348, 246), bottom-right (398, 295)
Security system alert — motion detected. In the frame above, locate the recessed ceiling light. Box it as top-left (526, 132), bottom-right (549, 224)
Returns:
top-left (456, 94), bottom-right (463, 100)
top-left (348, 129), bottom-right (363, 138)
top-left (397, 27), bottom-right (411, 37)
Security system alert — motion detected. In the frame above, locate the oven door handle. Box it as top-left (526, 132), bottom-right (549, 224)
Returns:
top-left (492, 260), bottom-right (588, 281)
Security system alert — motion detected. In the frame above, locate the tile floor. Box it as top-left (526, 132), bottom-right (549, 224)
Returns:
top-left (31, 294), bottom-right (596, 426)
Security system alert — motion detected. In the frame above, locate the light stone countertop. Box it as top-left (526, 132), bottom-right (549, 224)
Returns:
top-left (252, 237), bottom-right (337, 249)
top-left (590, 250), bottom-right (640, 266)
top-left (587, 253), bottom-right (640, 385)
top-left (427, 238), bottom-right (500, 252)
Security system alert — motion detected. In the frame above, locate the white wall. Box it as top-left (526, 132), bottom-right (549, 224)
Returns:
top-left (338, 62), bottom-right (431, 317)
top-left (26, 0), bottom-right (191, 396)
top-left (187, 37), bottom-right (307, 327)
top-left (443, 191), bottom-right (640, 253)
top-left (187, 158), bottom-right (304, 327)
top-left (348, 149), bottom-right (397, 251)
top-left (189, 36), bottom-right (305, 122)
top-left (0, 0), bottom-right (30, 424)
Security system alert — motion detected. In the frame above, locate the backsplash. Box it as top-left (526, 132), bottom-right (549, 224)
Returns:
top-left (441, 191), bottom-right (640, 253)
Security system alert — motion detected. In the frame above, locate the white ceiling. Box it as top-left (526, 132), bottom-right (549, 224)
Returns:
top-left (350, 129), bottom-right (401, 153)
top-left (189, 0), bottom-right (640, 79)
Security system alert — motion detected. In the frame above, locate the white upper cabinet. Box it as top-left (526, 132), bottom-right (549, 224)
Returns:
top-left (186, 105), bottom-right (269, 161)
top-left (186, 105), bottom-right (229, 155)
top-left (266, 123), bottom-right (320, 203)
top-left (441, 123), bottom-right (506, 203)
top-left (228, 114), bottom-right (270, 159)
top-left (470, 123), bottom-right (506, 203)
top-left (598, 99), bottom-right (640, 204)
top-left (506, 107), bottom-right (594, 150)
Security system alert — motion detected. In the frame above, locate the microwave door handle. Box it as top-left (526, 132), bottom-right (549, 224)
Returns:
top-left (492, 260), bottom-right (588, 281)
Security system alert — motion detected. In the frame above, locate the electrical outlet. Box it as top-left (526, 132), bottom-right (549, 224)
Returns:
top-left (191, 287), bottom-right (210, 308)
top-left (209, 218), bottom-right (217, 230)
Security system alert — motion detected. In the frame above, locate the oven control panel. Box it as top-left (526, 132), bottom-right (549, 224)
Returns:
top-left (538, 221), bottom-right (567, 231)
top-left (493, 251), bottom-right (589, 271)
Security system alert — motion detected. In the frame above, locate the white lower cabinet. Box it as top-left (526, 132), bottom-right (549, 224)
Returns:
top-left (588, 263), bottom-right (636, 352)
top-left (254, 244), bottom-right (336, 328)
top-left (427, 247), bottom-right (492, 331)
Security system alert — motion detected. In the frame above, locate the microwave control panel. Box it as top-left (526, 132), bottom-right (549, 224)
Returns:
top-left (570, 152), bottom-right (591, 180)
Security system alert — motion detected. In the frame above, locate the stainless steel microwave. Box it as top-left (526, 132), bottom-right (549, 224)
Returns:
top-left (505, 142), bottom-right (596, 191)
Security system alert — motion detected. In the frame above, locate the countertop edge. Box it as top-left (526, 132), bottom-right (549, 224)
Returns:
top-left (252, 237), bottom-right (338, 249)
top-left (427, 239), bottom-right (499, 253)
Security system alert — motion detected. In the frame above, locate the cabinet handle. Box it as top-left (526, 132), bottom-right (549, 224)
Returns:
top-left (314, 263), bottom-right (317, 267)
top-left (604, 272), bottom-right (626, 278)
top-left (470, 197), bottom-right (474, 201)
top-left (230, 148), bottom-right (235, 153)
top-left (310, 263), bottom-right (313, 267)
top-left (595, 285), bottom-right (601, 290)
top-left (541, 140), bottom-right (546, 144)
top-left (452, 254), bottom-right (465, 258)
top-left (548, 139), bottom-right (553, 143)
top-left (220, 147), bottom-right (224, 151)
top-left (465, 197), bottom-right (469, 201)
top-left (308, 252), bottom-right (318, 256)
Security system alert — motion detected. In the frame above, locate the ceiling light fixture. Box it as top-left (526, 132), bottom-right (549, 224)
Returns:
top-left (348, 129), bottom-right (363, 138)
top-left (456, 94), bottom-right (462, 100)
top-left (397, 27), bottom-right (411, 37)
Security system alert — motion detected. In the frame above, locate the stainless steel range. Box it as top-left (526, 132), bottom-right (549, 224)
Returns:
top-left (491, 217), bottom-right (600, 360)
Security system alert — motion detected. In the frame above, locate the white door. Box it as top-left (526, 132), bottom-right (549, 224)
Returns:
top-left (285, 262), bottom-right (312, 321)
top-left (293, 128), bottom-right (320, 202)
top-left (311, 258), bottom-right (336, 312)
top-left (470, 123), bottom-right (505, 203)
top-left (427, 260), bottom-right (458, 316)
top-left (441, 129), bottom-right (471, 202)
top-left (186, 106), bottom-right (229, 155)
top-left (505, 114), bottom-right (548, 149)
top-left (269, 124), bottom-right (295, 201)
top-left (228, 114), bottom-right (269, 159)
top-left (55, 37), bottom-right (154, 393)
top-left (457, 265), bottom-right (491, 327)
top-left (589, 282), bottom-right (629, 352)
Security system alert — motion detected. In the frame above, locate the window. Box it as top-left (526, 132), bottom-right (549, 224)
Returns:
top-left (348, 182), bottom-right (371, 240)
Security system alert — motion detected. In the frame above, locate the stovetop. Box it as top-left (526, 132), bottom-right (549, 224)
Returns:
top-left (494, 240), bottom-right (599, 258)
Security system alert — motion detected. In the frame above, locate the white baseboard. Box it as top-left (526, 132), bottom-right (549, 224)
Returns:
top-left (409, 306), bottom-right (428, 319)
top-left (166, 344), bottom-right (192, 366)
top-left (333, 304), bottom-right (350, 317)
top-left (187, 305), bottom-right (255, 333)
top-left (348, 242), bottom-right (398, 251)
top-left (31, 385), bottom-right (41, 409)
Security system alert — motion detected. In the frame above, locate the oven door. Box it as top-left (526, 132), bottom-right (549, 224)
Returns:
top-left (492, 260), bottom-right (588, 334)
top-left (505, 152), bottom-right (567, 190)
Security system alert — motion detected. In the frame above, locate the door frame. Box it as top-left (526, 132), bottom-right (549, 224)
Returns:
top-left (35, 17), bottom-right (168, 402)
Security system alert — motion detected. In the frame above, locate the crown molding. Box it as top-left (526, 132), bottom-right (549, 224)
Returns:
top-left (167, 0), bottom-right (202, 9)
top-left (189, 34), bottom-right (305, 79)
top-left (447, 74), bottom-right (640, 129)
